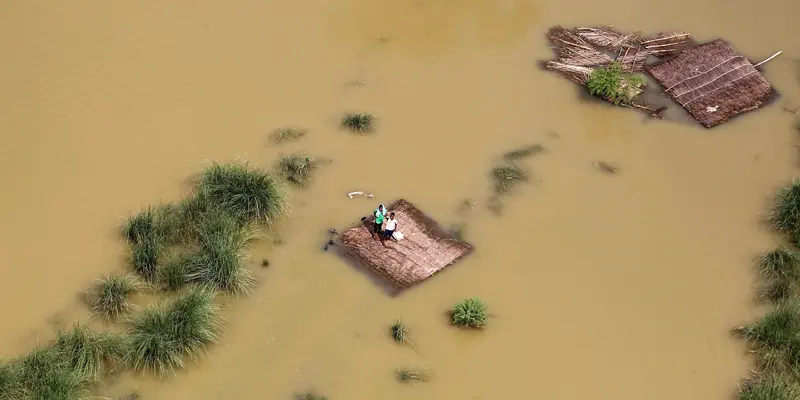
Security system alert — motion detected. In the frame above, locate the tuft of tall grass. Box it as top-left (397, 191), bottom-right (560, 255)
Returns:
top-left (451, 297), bottom-right (488, 329)
top-left (184, 210), bottom-right (258, 294)
top-left (755, 248), bottom-right (800, 303)
top-left (771, 180), bottom-right (800, 236)
top-left (197, 162), bottom-right (290, 225)
top-left (270, 128), bottom-right (307, 144)
top-left (18, 347), bottom-right (89, 400)
top-left (390, 320), bottom-right (408, 344)
top-left (503, 144), bottom-right (545, 160)
top-left (340, 112), bottom-right (375, 133)
top-left (53, 324), bottom-right (127, 381)
top-left (735, 300), bottom-right (800, 373)
top-left (127, 288), bottom-right (222, 376)
top-left (395, 368), bottom-right (429, 383)
top-left (277, 152), bottom-right (318, 187)
top-left (90, 275), bottom-right (140, 321)
top-left (296, 393), bottom-right (329, 400)
top-left (738, 375), bottom-right (799, 400)
top-left (123, 204), bottom-right (182, 246)
top-left (0, 361), bottom-right (23, 400)
top-left (129, 237), bottom-right (162, 283)
top-left (158, 257), bottom-right (188, 292)
top-left (491, 164), bottom-right (528, 195)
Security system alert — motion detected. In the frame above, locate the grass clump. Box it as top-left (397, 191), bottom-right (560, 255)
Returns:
top-left (390, 320), bottom-right (418, 351)
top-left (735, 300), bottom-right (800, 373)
top-left (90, 275), bottom-right (140, 321)
top-left (53, 324), bottom-right (127, 381)
top-left (395, 368), bottom-right (429, 383)
top-left (129, 238), bottom-right (162, 283)
top-left (586, 61), bottom-right (645, 105)
top-left (270, 127), bottom-right (307, 144)
top-left (738, 375), bottom-right (799, 400)
top-left (123, 204), bottom-right (183, 246)
top-left (340, 112), bottom-right (375, 133)
top-left (491, 164), bottom-right (528, 195)
top-left (127, 288), bottom-right (222, 376)
top-left (451, 297), bottom-right (488, 329)
top-left (277, 151), bottom-right (319, 187)
top-left (756, 248), bottom-right (800, 303)
top-left (0, 361), bottom-right (23, 400)
top-left (504, 144), bottom-right (545, 160)
top-left (771, 179), bottom-right (800, 238)
top-left (18, 347), bottom-right (89, 400)
top-left (158, 258), bottom-right (188, 292)
top-left (197, 162), bottom-right (290, 225)
top-left (184, 211), bottom-right (258, 294)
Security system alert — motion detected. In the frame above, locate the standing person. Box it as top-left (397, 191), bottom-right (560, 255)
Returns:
top-left (372, 204), bottom-right (387, 239)
top-left (381, 212), bottom-right (398, 244)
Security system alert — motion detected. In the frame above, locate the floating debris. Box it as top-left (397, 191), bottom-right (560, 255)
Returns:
top-left (593, 161), bottom-right (620, 174)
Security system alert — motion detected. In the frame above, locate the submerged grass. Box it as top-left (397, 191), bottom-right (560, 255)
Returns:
top-left (0, 361), bottom-right (23, 400)
top-left (53, 324), bottom-right (127, 381)
top-left (503, 144), bottom-right (545, 160)
top-left (395, 368), bottom-right (429, 383)
top-left (340, 112), bottom-right (375, 133)
top-left (184, 210), bottom-right (258, 294)
top-left (270, 127), bottom-right (307, 144)
top-left (127, 288), bottom-right (222, 376)
top-left (451, 297), bottom-right (488, 329)
top-left (197, 162), bottom-right (290, 225)
top-left (277, 151), bottom-right (319, 187)
top-left (90, 275), bottom-right (140, 321)
top-left (735, 300), bottom-right (800, 373)
top-left (491, 164), bottom-right (528, 195)
top-left (296, 393), bottom-right (329, 400)
top-left (738, 375), bottom-right (800, 400)
top-left (756, 248), bottom-right (800, 303)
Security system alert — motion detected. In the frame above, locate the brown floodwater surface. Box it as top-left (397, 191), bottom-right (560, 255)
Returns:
top-left (1, 0), bottom-right (799, 399)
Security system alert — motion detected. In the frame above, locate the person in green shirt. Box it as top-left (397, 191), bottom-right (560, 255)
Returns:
top-left (372, 204), bottom-right (386, 239)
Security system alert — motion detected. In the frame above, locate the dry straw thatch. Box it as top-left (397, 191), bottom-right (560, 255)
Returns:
top-left (336, 199), bottom-right (472, 293)
top-left (646, 39), bottom-right (773, 128)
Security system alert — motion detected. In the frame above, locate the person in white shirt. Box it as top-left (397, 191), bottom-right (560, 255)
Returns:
top-left (381, 212), bottom-right (398, 244)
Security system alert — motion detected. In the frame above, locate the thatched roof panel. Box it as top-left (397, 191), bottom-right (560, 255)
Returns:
top-left (646, 39), bottom-right (772, 127)
top-left (336, 199), bottom-right (472, 294)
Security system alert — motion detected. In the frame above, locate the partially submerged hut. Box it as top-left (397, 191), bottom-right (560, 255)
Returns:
top-left (335, 199), bottom-right (472, 294)
top-left (645, 39), bottom-right (774, 128)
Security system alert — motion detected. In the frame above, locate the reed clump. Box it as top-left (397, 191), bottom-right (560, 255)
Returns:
top-left (735, 300), bottom-right (800, 373)
top-left (395, 368), bottom-right (429, 383)
top-left (503, 144), bottom-right (545, 160)
top-left (296, 393), bottom-right (329, 400)
top-left (451, 297), bottom-right (488, 329)
top-left (771, 180), bottom-right (800, 241)
top-left (17, 347), bottom-right (89, 400)
top-left (158, 257), bottom-right (188, 292)
top-left (53, 324), bottom-right (127, 381)
top-left (196, 162), bottom-right (290, 225)
top-left (277, 151), bottom-right (319, 187)
top-left (0, 361), bottom-right (23, 400)
top-left (755, 248), bottom-right (800, 303)
top-left (341, 112), bottom-right (375, 133)
top-left (183, 211), bottom-right (258, 294)
top-left (127, 288), bottom-right (222, 376)
top-left (90, 275), bottom-right (140, 321)
top-left (738, 375), bottom-right (799, 400)
top-left (491, 164), bottom-right (528, 195)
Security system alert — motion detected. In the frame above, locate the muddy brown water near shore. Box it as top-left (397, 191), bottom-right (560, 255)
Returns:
top-left (1, 0), bottom-right (800, 399)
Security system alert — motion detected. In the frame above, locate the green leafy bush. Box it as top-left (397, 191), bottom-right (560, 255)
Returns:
top-left (586, 62), bottom-right (644, 105)
top-left (451, 297), bottom-right (488, 328)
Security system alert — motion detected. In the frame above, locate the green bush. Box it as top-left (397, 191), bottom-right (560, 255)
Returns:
top-left (451, 297), bottom-right (488, 329)
top-left (586, 62), bottom-right (644, 105)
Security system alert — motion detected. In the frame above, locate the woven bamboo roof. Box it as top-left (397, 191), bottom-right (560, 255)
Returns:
top-left (336, 199), bottom-right (472, 294)
top-left (646, 39), bottom-right (773, 128)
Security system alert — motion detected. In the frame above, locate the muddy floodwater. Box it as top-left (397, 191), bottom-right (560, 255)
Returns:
top-left (1, 0), bottom-right (800, 399)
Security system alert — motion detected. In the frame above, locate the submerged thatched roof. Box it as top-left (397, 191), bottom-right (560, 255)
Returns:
top-left (646, 39), bottom-right (773, 127)
top-left (546, 26), bottom-right (612, 67)
top-left (335, 199), bottom-right (472, 294)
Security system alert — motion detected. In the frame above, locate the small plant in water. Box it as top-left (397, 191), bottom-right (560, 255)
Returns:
top-left (341, 112), bottom-right (375, 133)
top-left (277, 151), bottom-right (319, 187)
top-left (296, 392), bottom-right (329, 400)
top-left (771, 179), bottom-right (800, 238)
top-left (491, 164), bottom-right (528, 195)
top-left (503, 144), bottom-right (545, 160)
top-left (451, 297), bottom-right (488, 329)
top-left (261, 258), bottom-right (270, 267)
top-left (390, 320), bottom-right (418, 351)
top-left (586, 61), bottom-right (645, 105)
top-left (269, 127), bottom-right (307, 144)
top-left (396, 368), bottom-right (430, 383)
top-left (90, 275), bottom-right (140, 321)
top-left (53, 324), bottom-right (127, 380)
